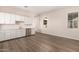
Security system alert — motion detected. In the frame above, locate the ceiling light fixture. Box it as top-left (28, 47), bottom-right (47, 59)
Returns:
top-left (24, 6), bottom-right (28, 8)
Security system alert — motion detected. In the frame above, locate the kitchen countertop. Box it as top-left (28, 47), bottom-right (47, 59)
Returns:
top-left (0, 28), bottom-right (35, 31)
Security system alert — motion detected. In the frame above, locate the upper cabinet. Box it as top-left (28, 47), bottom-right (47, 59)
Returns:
top-left (0, 12), bottom-right (33, 25)
top-left (5, 13), bottom-right (15, 24)
top-left (4, 13), bottom-right (10, 24)
top-left (0, 13), bottom-right (5, 24)
top-left (20, 16), bottom-right (25, 21)
top-left (15, 15), bottom-right (20, 21)
top-left (15, 15), bottom-right (25, 21)
top-left (24, 17), bottom-right (32, 24)
top-left (0, 13), bottom-right (15, 24)
top-left (10, 14), bottom-right (16, 24)
top-left (0, 12), bottom-right (25, 24)
top-left (24, 17), bottom-right (33, 28)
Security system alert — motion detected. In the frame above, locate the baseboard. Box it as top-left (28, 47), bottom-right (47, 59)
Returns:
top-left (0, 36), bottom-right (27, 43)
top-left (40, 32), bottom-right (79, 41)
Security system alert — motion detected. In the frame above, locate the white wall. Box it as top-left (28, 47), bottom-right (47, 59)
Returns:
top-left (38, 7), bottom-right (79, 40)
top-left (34, 16), bottom-right (41, 32)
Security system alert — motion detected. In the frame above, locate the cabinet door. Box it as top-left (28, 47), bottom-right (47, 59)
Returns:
top-left (22, 29), bottom-right (26, 36)
top-left (5, 14), bottom-right (15, 24)
top-left (4, 13), bottom-right (10, 24)
top-left (10, 14), bottom-right (15, 24)
top-left (15, 29), bottom-right (25, 38)
top-left (0, 13), bottom-right (5, 24)
top-left (10, 30), bottom-right (15, 39)
top-left (0, 31), bottom-right (5, 41)
top-left (0, 13), bottom-right (15, 24)
top-left (15, 15), bottom-right (20, 21)
top-left (20, 29), bottom-right (26, 36)
top-left (24, 17), bottom-right (33, 28)
top-left (18, 30), bottom-right (23, 37)
top-left (6, 30), bottom-right (16, 39)
top-left (28, 18), bottom-right (33, 24)
top-left (5, 30), bottom-right (11, 39)
top-left (20, 16), bottom-right (25, 21)
top-left (24, 17), bottom-right (29, 24)
top-left (15, 30), bottom-right (20, 37)
top-left (15, 15), bottom-right (24, 21)
top-left (24, 17), bottom-right (33, 24)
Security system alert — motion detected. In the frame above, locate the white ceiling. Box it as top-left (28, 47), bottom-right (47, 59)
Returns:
top-left (0, 6), bottom-right (64, 16)
top-left (17, 6), bottom-right (64, 16)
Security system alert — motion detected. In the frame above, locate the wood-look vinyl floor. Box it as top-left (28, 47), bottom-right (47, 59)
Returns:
top-left (0, 33), bottom-right (79, 52)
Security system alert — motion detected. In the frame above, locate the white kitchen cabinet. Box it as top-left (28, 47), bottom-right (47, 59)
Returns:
top-left (22, 29), bottom-right (26, 36)
top-left (5, 30), bottom-right (11, 39)
top-left (5, 30), bottom-right (16, 40)
top-left (10, 14), bottom-right (15, 24)
top-left (15, 15), bottom-right (24, 21)
top-left (4, 13), bottom-right (11, 24)
top-left (24, 17), bottom-right (33, 24)
top-left (20, 16), bottom-right (25, 21)
top-left (0, 13), bottom-right (11, 24)
top-left (24, 17), bottom-right (33, 28)
top-left (0, 12), bottom-right (27, 24)
top-left (15, 15), bottom-right (20, 21)
top-left (15, 30), bottom-right (20, 37)
top-left (5, 13), bottom-right (15, 24)
top-left (29, 18), bottom-right (33, 24)
top-left (0, 31), bottom-right (5, 41)
top-left (11, 30), bottom-right (17, 39)
top-left (0, 29), bottom-right (26, 41)
top-left (12, 29), bottom-right (25, 39)
top-left (24, 17), bottom-right (29, 24)
top-left (5, 30), bottom-right (14, 40)
top-left (0, 13), bottom-right (5, 24)
top-left (15, 29), bottom-right (25, 38)
top-left (0, 13), bottom-right (15, 24)
top-left (19, 29), bottom-right (26, 37)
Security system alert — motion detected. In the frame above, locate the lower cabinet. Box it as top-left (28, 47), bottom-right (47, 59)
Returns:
top-left (5, 30), bottom-right (11, 40)
top-left (20, 29), bottom-right (26, 37)
top-left (15, 29), bottom-right (26, 38)
top-left (0, 31), bottom-right (5, 41)
top-left (0, 29), bottom-right (26, 41)
top-left (10, 31), bottom-right (15, 39)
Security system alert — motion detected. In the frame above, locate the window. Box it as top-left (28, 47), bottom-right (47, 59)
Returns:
top-left (68, 12), bottom-right (78, 28)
